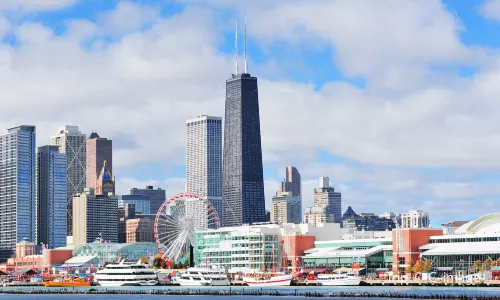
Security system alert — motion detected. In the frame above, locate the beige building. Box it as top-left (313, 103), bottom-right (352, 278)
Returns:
top-left (270, 192), bottom-right (302, 224)
top-left (276, 166), bottom-right (301, 198)
top-left (304, 207), bottom-right (328, 227)
top-left (73, 188), bottom-right (118, 245)
top-left (125, 218), bottom-right (154, 243)
top-left (304, 177), bottom-right (342, 226)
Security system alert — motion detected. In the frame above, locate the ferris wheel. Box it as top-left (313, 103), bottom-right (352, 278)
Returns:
top-left (154, 192), bottom-right (221, 262)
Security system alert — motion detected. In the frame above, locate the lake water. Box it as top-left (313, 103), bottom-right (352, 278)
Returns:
top-left (0, 285), bottom-right (499, 299)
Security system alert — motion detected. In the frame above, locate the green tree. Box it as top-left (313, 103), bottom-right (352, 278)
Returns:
top-left (140, 256), bottom-right (149, 264)
top-left (161, 260), bottom-right (167, 269)
top-left (153, 257), bottom-right (163, 268)
top-left (10, 253), bottom-right (16, 259)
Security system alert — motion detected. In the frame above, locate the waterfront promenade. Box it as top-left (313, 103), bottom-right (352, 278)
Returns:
top-left (5, 279), bottom-right (500, 288)
top-left (226, 279), bottom-right (500, 287)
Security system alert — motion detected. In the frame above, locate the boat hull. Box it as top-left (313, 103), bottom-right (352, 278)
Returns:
top-left (243, 275), bottom-right (291, 287)
top-left (137, 280), bottom-right (158, 286)
top-left (96, 281), bottom-right (143, 287)
top-left (43, 282), bottom-right (91, 287)
top-left (317, 277), bottom-right (361, 286)
top-left (211, 279), bottom-right (230, 286)
top-left (178, 280), bottom-right (211, 286)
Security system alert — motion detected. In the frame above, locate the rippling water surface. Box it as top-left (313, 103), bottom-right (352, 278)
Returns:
top-left (0, 285), bottom-right (499, 299)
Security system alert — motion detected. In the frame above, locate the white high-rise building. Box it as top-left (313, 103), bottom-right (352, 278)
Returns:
top-left (401, 210), bottom-right (430, 228)
top-left (50, 125), bottom-right (87, 236)
top-left (185, 115), bottom-right (223, 226)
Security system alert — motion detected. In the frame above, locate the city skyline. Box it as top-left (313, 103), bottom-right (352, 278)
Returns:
top-left (1, 1), bottom-right (500, 226)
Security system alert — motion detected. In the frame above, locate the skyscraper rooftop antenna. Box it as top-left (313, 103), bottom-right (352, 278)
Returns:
top-left (244, 10), bottom-right (248, 74)
top-left (234, 20), bottom-right (239, 75)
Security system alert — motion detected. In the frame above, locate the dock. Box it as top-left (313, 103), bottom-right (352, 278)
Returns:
top-left (361, 279), bottom-right (500, 287)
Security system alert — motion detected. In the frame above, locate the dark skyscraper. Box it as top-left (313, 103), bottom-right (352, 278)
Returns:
top-left (222, 18), bottom-right (266, 226)
top-left (129, 186), bottom-right (165, 214)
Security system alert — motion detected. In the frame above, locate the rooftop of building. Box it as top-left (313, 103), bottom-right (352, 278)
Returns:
top-left (17, 237), bottom-right (35, 246)
top-left (186, 115), bottom-right (222, 123)
top-left (73, 239), bottom-right (157, 254)
top-left (56, 125), bottom-right (83, 135)
top-left (453, 213), bottom-right (500, 235)
top-left (7, 125), bottom-right (36, 133)
top-left (304, 244), bottom-right (392, 258)
top-left (130, 186), bottom-right (164, 191)
top-left (315, 237), bottom-right (392, 245)
top-left (443, 220), bottom-right (469, 227)
top-left (98, 160), bottom-right (112, 181)
top-left (88, 132), bottom-right (100, 139)
top-left (342, 206), bottom-right (358, 218)
top-left (421, 241), bottom-right (500, 256)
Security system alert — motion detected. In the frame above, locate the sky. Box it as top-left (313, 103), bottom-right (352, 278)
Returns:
top-left (2, 0), bottom-right (500, 226)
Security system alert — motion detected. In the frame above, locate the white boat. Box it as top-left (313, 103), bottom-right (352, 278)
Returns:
top-left (243, 272), bottom-right (292, 286)
top-left (317, 271), bottom-right (362, 286)
top-left (95, 259), bottom-right (158, 287)
top-left (177, 266), bottom-right (230, 286)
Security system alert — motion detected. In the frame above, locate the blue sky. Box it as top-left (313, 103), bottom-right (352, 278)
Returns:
top-left (2, 0), bottom-right (500, 226)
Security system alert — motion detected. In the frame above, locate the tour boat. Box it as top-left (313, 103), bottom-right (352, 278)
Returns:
top-left (94, 259), bottom-right (158, 287)
top-left (317, 271), bottom-right (362, 286)
top-left (243, 272), bottom-right (292, 286)
top-left (43, 276), bottom-right (91, 287)
top-left (177, 266), bottom-right (230, 286)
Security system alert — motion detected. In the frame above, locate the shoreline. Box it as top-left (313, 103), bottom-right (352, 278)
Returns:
top-left (0, 288), bottom-right (499, 299)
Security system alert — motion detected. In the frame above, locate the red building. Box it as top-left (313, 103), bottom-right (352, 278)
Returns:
top-left (283, 234), bottom-right (315, 272)
top-left (86, 132), bottom-right (112, 190)
top-left (392, 228), bottom-right (443, 273)
top-left (0, 239), bottom-right (73, 273)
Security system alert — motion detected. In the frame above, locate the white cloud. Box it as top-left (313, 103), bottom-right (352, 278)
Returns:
top-left (0, 0), bottom-right (499, 223)
top-left (97, 1), bottom-right (160, 34)
top-left (479, 0), bottom-right (500, 21)
top-left (0, 0), bottom-right (78, 12)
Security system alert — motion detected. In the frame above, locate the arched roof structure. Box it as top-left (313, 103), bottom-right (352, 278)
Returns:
top-left (454, 213), bottom-right (500, 235)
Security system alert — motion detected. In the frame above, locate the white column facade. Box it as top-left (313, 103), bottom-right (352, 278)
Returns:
top-left (186, 115), bottom-right (223, 227)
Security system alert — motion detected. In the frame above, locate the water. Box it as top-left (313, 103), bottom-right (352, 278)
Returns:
top-left (0, 285), bottom-right (499, 299)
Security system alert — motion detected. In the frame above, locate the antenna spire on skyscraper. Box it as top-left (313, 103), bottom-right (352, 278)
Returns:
top-left (234, 20), bottom-right (239, 75)
top-left (244, 10), bottom-right (248, 74)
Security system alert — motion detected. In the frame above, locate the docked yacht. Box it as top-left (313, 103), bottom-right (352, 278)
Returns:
top-left (317, 271), bottom-right (362, 286)
top-left (243, 272), bottom-right (292, 286)
top-left (95, 260), bottom-right (158, 287)
top-left (177, 266), bottom-right (229, 286)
